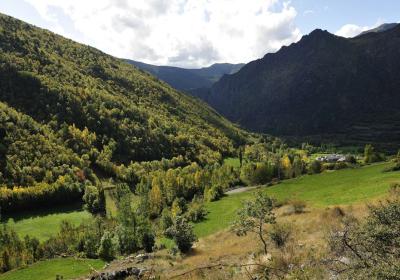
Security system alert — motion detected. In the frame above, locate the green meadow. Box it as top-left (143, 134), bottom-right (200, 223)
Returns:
top-left (0, 258), bottom-right (104, 280)
top-left (194, 162), bottom-right (399, 237)
top-left (2, 205), bottom-right (90, 242)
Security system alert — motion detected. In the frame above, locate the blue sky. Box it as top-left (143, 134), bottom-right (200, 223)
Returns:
top-left (292, 0), bottom-right (400, 32)
top-left (0, 0), bottom-right (398, 67)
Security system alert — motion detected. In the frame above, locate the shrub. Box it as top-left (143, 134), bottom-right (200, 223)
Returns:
top-left (186, 199), bottom-right (207, 223)
top-left (171, 197), bottom-right (187, 217)
top-left (165, 216), bottom-right (197, 253)
top-left (331, 206), bottom-right (346, 218)
top-left (204, 185), bottom-right (224, 202)
top-left (160, 209), bottom-right (173, 233)
top-left (334, 162), bottom-right (348, 170)
top-left (308, 160), bottom-right (322, 174)
top-left (97, 230), bottom-right (119, 261)
top-left (346, 155), bottom-right (357, 164)
top-left (83, 184), bottom-right (104, 214)
top-left (364, 144), bottom-right (385, 163)
top-left (269, 224), bottom-right (292, 248)
top-left (328, 199), bottom-right (400, 279)
top-left (389, 183), bottom-right (400, 197)
top-left (290, 200), bottom-right (306, 214)
top-left (141, 231), bottom-right (155, 253)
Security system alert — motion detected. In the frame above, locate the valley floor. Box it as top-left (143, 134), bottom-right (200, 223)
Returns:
top-left (1, 162), bottom-right (398, 279)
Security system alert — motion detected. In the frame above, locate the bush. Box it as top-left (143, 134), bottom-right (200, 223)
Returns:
top-left (308, 160), bottom-right (322, 174)
top-left (334, 162), bottom-right (348, 170)
top-left (269, 223), bottom-right (291, 248)
top-left (290, 200), bottom-right (306, 214)
top-left (331, 206), bottom-right (345, 218)
top-left (204, 185), bottom-right (224, 202)
top-left (165, 216), bottom-right (197, 253)
top-left (83, 184), bottom-right (104, 214)
top-left (171, 197), bottom-right (187, 217)
top-left (186, 199), bottom-right (207, 222)
top-left (328, 199), bottom-right (400, 279)
top-left (346, 155), bottom-right (357, 164)
top-left (389, 183), bottom-right (400, 197)
top-left (160, 209), bottom-right (173, 233)
top-left (364, 144), bottom-right (385, 163)
top-left (141, 232), bottom-right (155, 253)
top-left (97, 230), bottom-right (119, 261)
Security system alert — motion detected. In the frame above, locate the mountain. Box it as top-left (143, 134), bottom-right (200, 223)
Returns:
top-left (0, 13), bottom-right (248, 209)
top-left (206, 26), bottom-right (400, 150)
top-left (359, 23), bottom-right (398, 36)
top-left (126, 60), bottom-right (243, 92)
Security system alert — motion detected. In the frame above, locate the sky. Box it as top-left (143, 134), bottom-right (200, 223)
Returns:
top-left (0, 0), bottom-right (399, 68)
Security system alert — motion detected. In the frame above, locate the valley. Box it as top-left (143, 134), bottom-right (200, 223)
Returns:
top-left (0, 5), bottom-right (399, 280)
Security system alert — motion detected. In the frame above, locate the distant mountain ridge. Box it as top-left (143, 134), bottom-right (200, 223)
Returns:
top-left (359, 23), bottom-right (399, 36)
top-left (204, 25), bottom-right (400, 150)
top-left (126, 60), bottom-right (244, 92)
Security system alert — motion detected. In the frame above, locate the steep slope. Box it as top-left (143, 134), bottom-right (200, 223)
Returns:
top-left (207, 27), bottom-right (400, 150)
top-left (126, 60), bottom-right (243, 92)
top-left (359, 23), bottom-right (398, 36)
top-left (0, 13), bottom-right (247, 190)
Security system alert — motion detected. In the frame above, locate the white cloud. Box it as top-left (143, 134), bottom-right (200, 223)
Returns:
top-left (335, 24), bottom-right (370, 38)
top-left (335, 20), bottom-right (383, 38)
top-left (25, 0), bottom-right (301, 67)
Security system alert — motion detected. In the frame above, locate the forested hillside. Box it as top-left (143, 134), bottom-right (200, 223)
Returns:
top-left (206, 25), bottom-right (400, 150)
top-left (0, 13), bottom-right (248, 213)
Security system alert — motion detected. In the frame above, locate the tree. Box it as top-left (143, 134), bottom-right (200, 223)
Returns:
top-left (171, 197), bottom-right (187, 217)
top-left (281, 155), bottom-right (293, 179)
top-left (149, 178), bottom-right (163, 218)
top-left (238, 146), bottom-right (244, 168)
top-left (160, 208), bottom-right (173, 232)
top-left (186, 196), bottom-right (207, 222)
top-left (97, 230), bottom-right (119, 261)
top-left (204, 185), bottom-right (224, 202)
top-left (231, 191), bottom-right (276, 254)
top-left (165, 216), bottom-right (197, 253)
top-left (292, 156), bottom-right (304, 178)
top-left (83, 184), bottom-right (104, 214)
top-left (253, 162), bottom-right (274, 185)
top-left (364, 144), bottom-right (382, 163)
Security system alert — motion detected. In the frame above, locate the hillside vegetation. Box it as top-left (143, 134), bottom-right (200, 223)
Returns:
top-left (0, 13), bottom-right (248, 213)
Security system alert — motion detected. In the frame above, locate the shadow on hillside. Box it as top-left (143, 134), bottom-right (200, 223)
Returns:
top-left (1, 202), bottom-right (85, 223)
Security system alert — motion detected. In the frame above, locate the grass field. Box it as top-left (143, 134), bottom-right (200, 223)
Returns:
top-left (0, 258), bottom-right (105, 280)
top-left (223, 157), bottom-right (241, 168)
top-left (2, 205), bottom-right (91, 241)
top-left (194, 162), bottom-right (399, 237)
